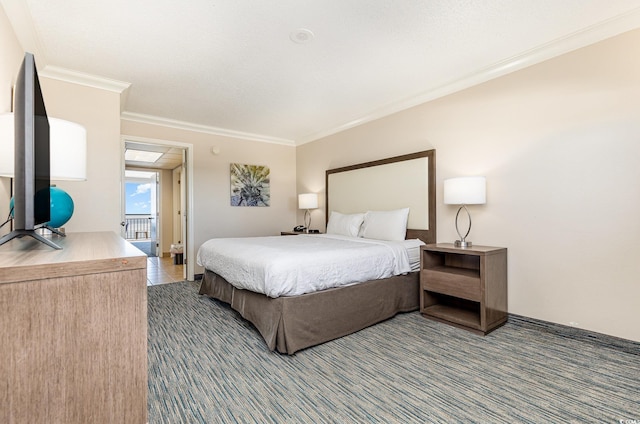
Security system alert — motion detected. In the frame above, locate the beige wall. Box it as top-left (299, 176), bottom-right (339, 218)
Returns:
top-left (38, 77), bottom-right (123, 234)
top-left (121, 120), bottom-right (297, 273)
top-left (0, 7), bottom-right (25, 237)
top-left (297, 29), bottom-right (640, 342)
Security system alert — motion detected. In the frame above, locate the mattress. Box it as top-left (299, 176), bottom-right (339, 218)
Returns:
top-left (196, 234), bottom-right (423, 298)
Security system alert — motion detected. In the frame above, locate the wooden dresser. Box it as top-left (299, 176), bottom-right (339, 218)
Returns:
top-left (0, 232), bottom-right (148, 424)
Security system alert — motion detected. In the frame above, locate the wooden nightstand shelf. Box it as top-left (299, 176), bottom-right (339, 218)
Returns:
top-left (420, 243), bottom-right (507, 335)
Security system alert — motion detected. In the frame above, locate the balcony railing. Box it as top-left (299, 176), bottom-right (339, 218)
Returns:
top-left (125, 214), bottom-right (152, 240)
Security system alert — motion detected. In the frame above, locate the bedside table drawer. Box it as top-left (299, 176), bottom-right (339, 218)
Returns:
top-left (422, 269), bottom-right (481, 301)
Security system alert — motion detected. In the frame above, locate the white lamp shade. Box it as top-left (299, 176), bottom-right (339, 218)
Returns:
top-left (444, 176), bottom-right (486, 205)
top-left (0, 113), bottom-right (87, 180)
top-left (0, 113), bottom-right (14, 177)
top-left (298, 193), bottom-right (318, 209)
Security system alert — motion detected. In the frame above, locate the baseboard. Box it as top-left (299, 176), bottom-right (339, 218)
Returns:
top-left (508, 314), bottom-right (639, 354)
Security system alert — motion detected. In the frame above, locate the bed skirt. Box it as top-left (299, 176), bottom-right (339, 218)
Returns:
top-left (199, 270), bottom-right (419, 355)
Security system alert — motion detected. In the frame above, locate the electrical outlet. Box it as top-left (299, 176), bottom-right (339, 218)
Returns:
top-left (568, 321), bottom-right (579, 327)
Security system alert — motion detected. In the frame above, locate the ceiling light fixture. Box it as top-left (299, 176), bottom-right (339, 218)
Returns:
top-left (290, 28), bottom-right (314, 44)
top-left (125, 149), bottom-right (163, 163)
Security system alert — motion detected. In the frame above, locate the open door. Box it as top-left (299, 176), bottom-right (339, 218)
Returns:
top-left (148, 171), bottom-right (159, 257)
top-left (122, 170), bottom-right (159, 257)
top-left (171, 153), bottom-right (187, 280)
top-left (172, 166), bottom-right (182, 246)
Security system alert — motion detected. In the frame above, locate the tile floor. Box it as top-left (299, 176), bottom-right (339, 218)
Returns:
top-left (146, 256), bottom-right (185, 286)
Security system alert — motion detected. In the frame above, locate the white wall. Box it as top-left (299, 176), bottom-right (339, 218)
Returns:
top-left (0, 6), bottom-right (25, 237)
top-left (297, 29), bottom-right (640, 342)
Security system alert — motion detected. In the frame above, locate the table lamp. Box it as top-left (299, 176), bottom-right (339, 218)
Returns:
top-left (444, 176), bottom-right (486, 248)
top-left (298, 193), bottom-right (318, 233)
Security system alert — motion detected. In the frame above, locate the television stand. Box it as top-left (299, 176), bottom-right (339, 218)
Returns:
top-left (0, 229), bottom-right (62, 250)
top-left (42, 225), bottom-right (67, 237)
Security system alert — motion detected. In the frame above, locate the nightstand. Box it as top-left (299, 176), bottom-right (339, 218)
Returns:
top-left (420, 243), bottom-right (507, 335)
top-left (280, 231), bottom-right (323, 236)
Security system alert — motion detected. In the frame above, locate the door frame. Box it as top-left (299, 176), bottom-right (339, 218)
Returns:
top-left (120, 135), bottom-right (195, 281)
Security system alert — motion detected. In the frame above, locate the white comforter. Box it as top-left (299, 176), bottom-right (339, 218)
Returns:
top-left (197, 234), bottom-right (418, 298)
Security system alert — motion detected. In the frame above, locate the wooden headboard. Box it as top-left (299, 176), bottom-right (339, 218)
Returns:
top-left (325, 150), bottom-right (436, 243)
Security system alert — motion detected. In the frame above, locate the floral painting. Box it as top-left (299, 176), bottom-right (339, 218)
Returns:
top-left (230, 163), bottom-right (270, 207)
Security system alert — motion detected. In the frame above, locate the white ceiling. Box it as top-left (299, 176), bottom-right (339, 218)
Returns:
top-left (3, 0), bottom-right (640, 145)
top-left (124, 141), bottom-right (184, 171)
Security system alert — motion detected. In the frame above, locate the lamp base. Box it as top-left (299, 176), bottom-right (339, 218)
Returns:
top-left (454, 240), bottom-right (472, 248)
top-left (304, 209), bottom-right (312, 231)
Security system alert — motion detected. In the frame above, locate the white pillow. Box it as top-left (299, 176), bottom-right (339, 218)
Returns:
top-left (360, 208), bottom-right (410, 241)
top-left (326, 211), bottom-right (365, 237)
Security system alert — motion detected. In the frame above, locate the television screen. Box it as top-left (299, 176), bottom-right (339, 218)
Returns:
top-left (0, 52), bottom-right (55, 249)
top-left (13, 52), bottom-right (50, 230)
top-left (33, 70), bottom-right (50, 226)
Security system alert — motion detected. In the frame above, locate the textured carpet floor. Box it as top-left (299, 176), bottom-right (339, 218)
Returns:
top-left (131, 241), bottom-right (155, 257)
top-left (148, 282), bottom-right (639, 423)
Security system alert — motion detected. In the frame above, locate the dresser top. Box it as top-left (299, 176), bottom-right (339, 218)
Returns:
top-left (0, 232), bottom-right (146, 284)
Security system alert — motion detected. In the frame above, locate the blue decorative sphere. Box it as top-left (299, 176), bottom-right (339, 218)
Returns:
top-left (9, 187), bottom-right (74, 229)
top-left (47, 187), bottom-right (74, 228)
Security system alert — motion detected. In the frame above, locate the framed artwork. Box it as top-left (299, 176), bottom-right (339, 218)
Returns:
top-left (230, 163), bottom-right (270, 206)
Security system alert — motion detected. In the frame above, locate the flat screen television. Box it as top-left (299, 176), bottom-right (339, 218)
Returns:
top-left (0, 52), bottom-right (59, 249)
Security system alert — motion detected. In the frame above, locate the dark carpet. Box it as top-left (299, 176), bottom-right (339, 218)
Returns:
top-left (131, 240), bottom-right (155, 257)
top-left (147, 281), bottom-right (639, 423)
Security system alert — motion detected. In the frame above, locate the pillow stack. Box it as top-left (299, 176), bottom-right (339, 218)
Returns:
top-left (326, 208), bottom-right (409, 241)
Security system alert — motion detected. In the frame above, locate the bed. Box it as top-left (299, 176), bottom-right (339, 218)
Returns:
top-left (198, 150), bottom-right (436, 354)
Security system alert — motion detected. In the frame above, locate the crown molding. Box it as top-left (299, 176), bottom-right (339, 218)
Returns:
top-left (5, 0), bottom-right (639, 147)
top-left (0, 0), bottom-right (47, 63)
top-left (39, 66), bottom-right (131, 93)
top-left (121, 112), bottom-right (296, 146)
top-left (295, 6), bottom-right (640, 145)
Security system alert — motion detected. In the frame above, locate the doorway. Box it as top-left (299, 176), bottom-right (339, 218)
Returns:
top-left (121, 136), bottom-right (194, 281)
top-left (124, 169), bottom-right (158, 257)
